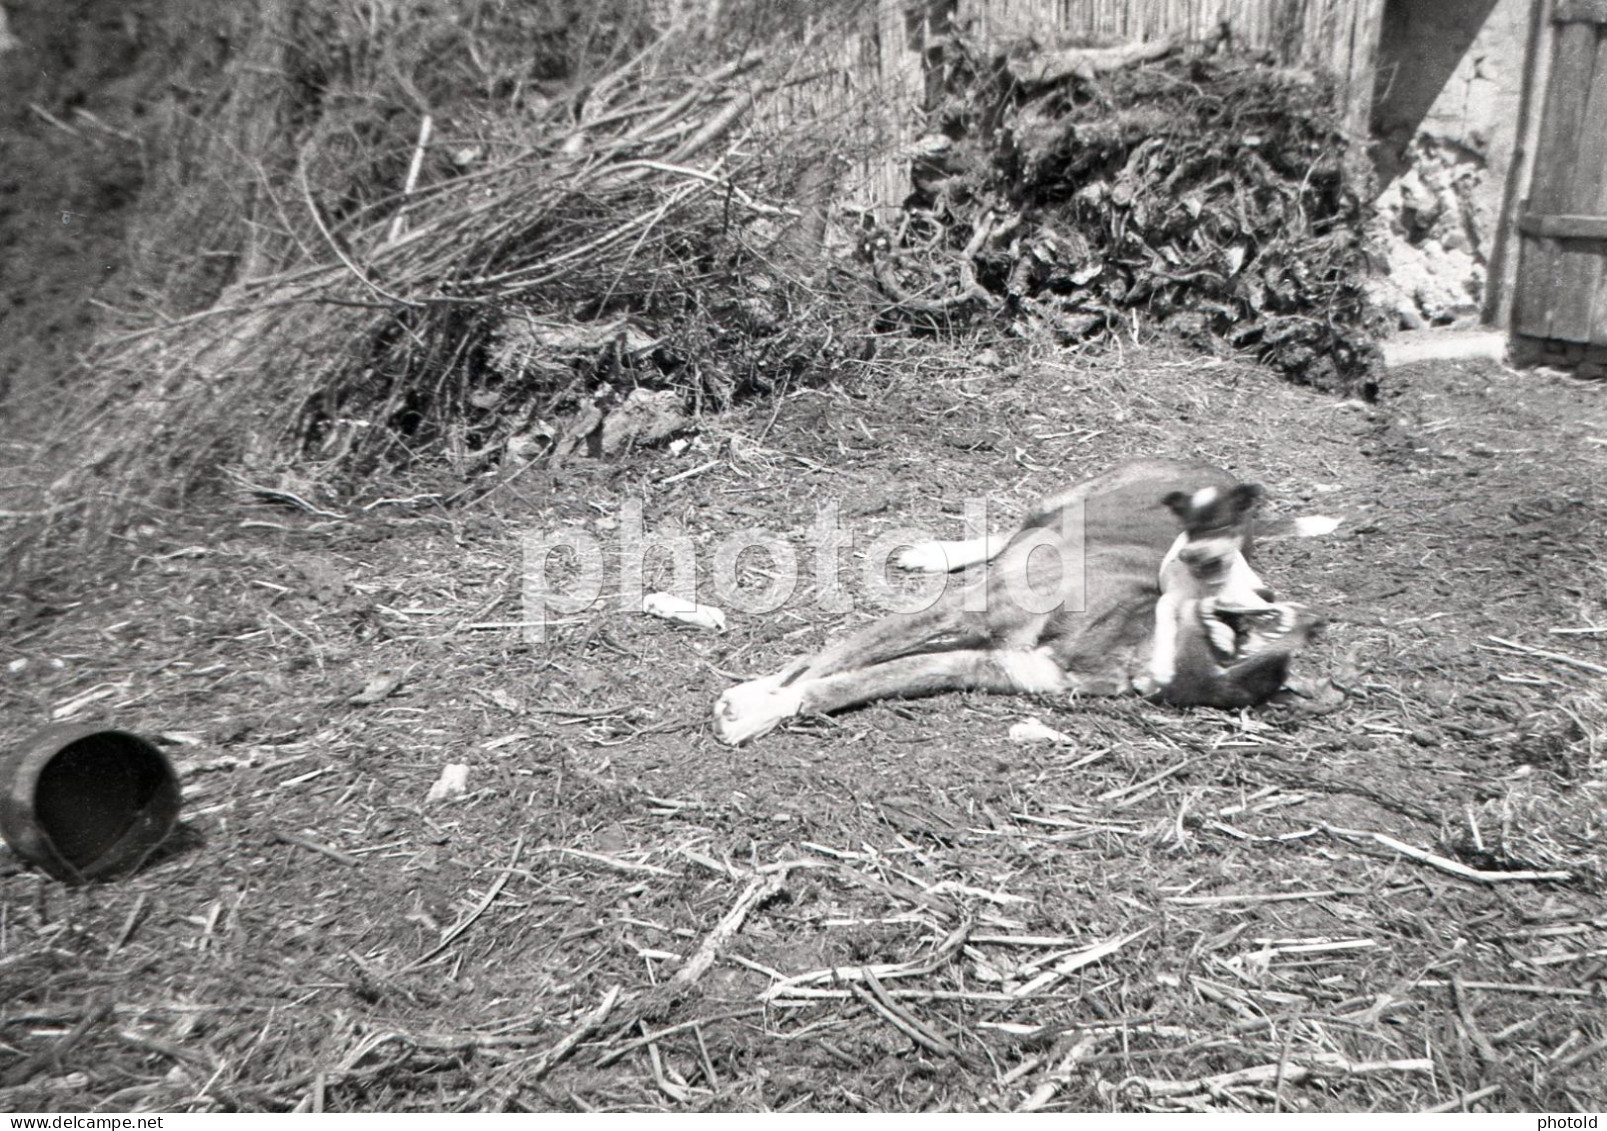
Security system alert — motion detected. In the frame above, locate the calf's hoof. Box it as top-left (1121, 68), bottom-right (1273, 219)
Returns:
top-left (713, 673), bottom-right (806, 745)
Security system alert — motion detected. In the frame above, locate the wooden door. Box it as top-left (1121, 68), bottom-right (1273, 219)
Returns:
top-left (1515, 0), bottom-right (1607, 343)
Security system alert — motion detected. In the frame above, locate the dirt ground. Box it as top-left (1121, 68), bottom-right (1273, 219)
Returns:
top-left (1, 337), bottom-right (1604, 1112)
top-left (0, 0), bottom-right (159, 422)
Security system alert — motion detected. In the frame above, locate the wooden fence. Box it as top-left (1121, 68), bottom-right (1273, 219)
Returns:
top-left (958, 0), bottom-right (1387, 140)
top-left (1513, 0), bottom-right (1607, 352)
top-left (959, 0), bottom-right (1383, 108)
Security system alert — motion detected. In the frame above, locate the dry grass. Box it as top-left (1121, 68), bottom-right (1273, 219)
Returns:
top-left (2, 340), bottom-right (1603, 1112)
top-left (9, 0), bottom-right (877, 577)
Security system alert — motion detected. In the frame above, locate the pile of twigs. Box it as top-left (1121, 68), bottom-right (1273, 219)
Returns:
top-left (54, 3), bottom-right (863, 524)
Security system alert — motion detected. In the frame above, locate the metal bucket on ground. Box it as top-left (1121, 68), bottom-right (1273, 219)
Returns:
top-left (0, 724), bottom-right (182, 883)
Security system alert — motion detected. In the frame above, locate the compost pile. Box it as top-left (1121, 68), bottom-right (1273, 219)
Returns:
top-left (885, 40), bottom-right (1388, 391)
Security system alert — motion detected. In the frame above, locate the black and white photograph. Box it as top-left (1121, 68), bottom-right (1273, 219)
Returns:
top-left (0, 0), bottom-right (1603, 1115)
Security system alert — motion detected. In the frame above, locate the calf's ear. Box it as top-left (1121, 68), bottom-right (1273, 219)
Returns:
top-left (1161, 490), bottom-right (1192, 520)
top-left (1227, 483), bottom-right (1264, 516)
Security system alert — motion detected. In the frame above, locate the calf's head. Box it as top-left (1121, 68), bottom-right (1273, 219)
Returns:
top-left (1161, 483), bottom-right (1264, 592)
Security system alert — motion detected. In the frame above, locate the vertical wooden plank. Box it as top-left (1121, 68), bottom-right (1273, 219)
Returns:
top-left (1516, 16), bottom-right (1598, 337)
top-left (1580, 28), bottom-right (1607, 345)
top-left (1313, 0), bottom-right (1331, 71)
top-left (1338, 0), bottom-right (1357, 73)
top-left (1544, 21), bottom-right (1606, 340)
top-left (1493, 0), bottom-right (1555, 330)
top-left (1590, 247), bottom-right (1607, 348)
top-left (1343, 0), bottom-right (1386, 143)
top-left (1513, 245), bottom-right (1555, 341)
top-left (1528, 21), bottom-right (1595, 213)
top-left (871, 0), bottom-right (914, 222)
top-left (1325, 0), bottom-right (1341, 81)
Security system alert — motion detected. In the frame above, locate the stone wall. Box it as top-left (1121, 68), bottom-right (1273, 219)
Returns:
top-left (1367, 0), bottom-right (1532, 330)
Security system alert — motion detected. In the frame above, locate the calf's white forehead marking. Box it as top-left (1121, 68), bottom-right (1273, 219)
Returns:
top-left (1190, 486), bottom-right (1218, 510)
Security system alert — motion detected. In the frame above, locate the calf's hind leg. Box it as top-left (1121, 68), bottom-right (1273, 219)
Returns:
top-left (714, 587), bottom-right (994, 745)
top-left (796, 647), bottom-right (1066, 719)
top-left (715, 646), bottom-right (1067, 745)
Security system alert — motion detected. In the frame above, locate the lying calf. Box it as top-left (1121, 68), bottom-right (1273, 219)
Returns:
top-left (713, 458), bottom-right (1333, 745)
